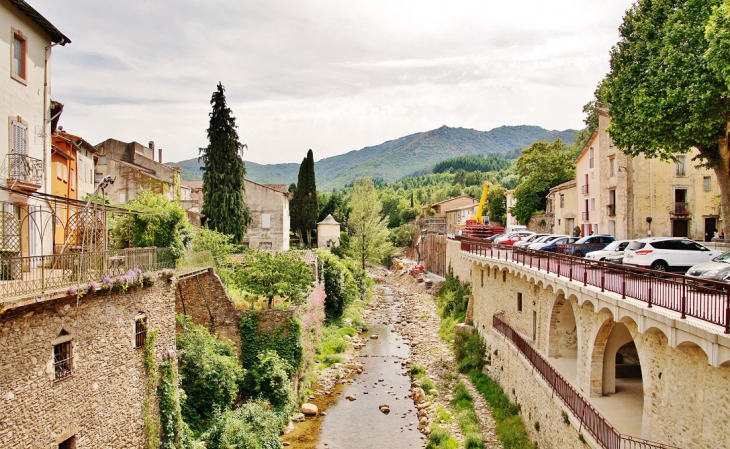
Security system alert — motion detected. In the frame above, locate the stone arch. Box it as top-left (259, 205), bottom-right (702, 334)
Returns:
top-left (589, 318), bottom-right (645, 401)
top-left (548, 293), bottom-right (578, 359)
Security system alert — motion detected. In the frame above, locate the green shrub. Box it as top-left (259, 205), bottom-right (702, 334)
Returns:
top-left (158, 359), bottom-right (194, 449)
top-left (455, 331), bottom-right (486, 373)
top-left (421, 378), bottom-right (436, 395)
top-left (438, 316), bottom-right (456, 342)
top-left (242, 350), bottom-right (296, 414)
top-left (425, 425), bottom-right (459, 449)
top-left (409, 365), bottom-right (426, 376)
top-left (435, 275), bottom-right (471, 322)
top-left (232, 251), bottom-right (314, 306)
top-left (176, 315), bottom-right (244, 429)
top-left (315, 325), bottom-right (351, 367)
top-left (203, 400), bottom-right (285, 449)
top-left (316, 250), bottom-right (359, 320)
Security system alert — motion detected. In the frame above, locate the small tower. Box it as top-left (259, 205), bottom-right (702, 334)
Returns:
top-left (317, 214), bottom-right (341, 250)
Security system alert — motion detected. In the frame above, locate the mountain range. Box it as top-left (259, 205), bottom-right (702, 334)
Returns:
top-left (173, 125), bottom-right (576, 190)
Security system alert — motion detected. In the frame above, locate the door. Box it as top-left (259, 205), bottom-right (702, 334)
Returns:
top-left (705, 218), bottom-right (717, 242)
top-left (672, 220), bottom-right (689, 238)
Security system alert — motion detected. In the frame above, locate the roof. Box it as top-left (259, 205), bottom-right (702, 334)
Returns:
top-left (54, 130), bottom-right (97, 154)
top-left (243, 178), bottom-right (289, 196)
top-left (296, 250), bottom-right (317, 266)
top-left (318, 214), bottom-right (340, 225)
top-left (426, 195), bottom-right (478, 209)
top-left (265, 184), bottom-right (288, 193)
top-left (7, 0), bottom-right (70, 44)
top-left (181, 180), bottom-right (203, 190)
top-left (51, 145), bottom-right (73, 161)
top-left (549, 179), bottom-right (577, 193)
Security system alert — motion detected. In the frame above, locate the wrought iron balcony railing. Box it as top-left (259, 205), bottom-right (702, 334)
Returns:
top-left (7, 153), bottom-right (43, 186)
top-left (606, 204), bottom-right (616, 216)
top-left (581, 184), bottom-right (589, 195)
top-left (582, 211), bottom-right (590, 221)
top-left (674, 202), bottom-right (689, 215)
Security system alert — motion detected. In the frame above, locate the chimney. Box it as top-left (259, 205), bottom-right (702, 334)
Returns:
top-left (149, 141), bottom-right (155, 151)
top-left (159, 148), bottom-right (163, 164)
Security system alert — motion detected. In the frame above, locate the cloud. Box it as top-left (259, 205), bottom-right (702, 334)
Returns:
top-left (34, 0), bottom-right (635, 165)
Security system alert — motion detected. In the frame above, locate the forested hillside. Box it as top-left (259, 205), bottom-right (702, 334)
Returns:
top-left (174, 125), bottom-right (575, 189)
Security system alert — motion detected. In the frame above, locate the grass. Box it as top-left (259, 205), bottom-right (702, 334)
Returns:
top-left (421, 378), bottom-right (437, 395)
top-left (315, 325), bottom-right (356, 367)
top-left (438, 316), bottom-right (456, 342)
top-left (452, 382), bottom-right (485, 449)
top-left (435, 405), bottom-right (453, 424)
top-left (409, 364), bottom-right (426, 376)
top-left (425, 425), bottom-right (459, 449)
top-left (469, 370), bottom-right (536, 449)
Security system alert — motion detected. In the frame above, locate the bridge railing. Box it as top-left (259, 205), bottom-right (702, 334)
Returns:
top-left (492, 314), bottom-right (678, 449)
top-left (458, 237), bottom-right (730, 333)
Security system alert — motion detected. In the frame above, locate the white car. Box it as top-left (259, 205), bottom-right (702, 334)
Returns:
top-left (584, 240), bottom-right (633, 261)
top-left (514, 234), bottom-right (550, 248)
top-left (623, 237), bottom-right (724, 272)
top-left (525, 235), bottom-right (558, 249)
top-left (528, 235), bottom-right (568, 250)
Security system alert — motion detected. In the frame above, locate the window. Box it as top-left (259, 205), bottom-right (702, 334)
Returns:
top-left (704, 176), bottom-right (711, 192)
top-left (70, 169), bottom-right (75, 190)
top-left (517, 292), bottom-right (523, 312)
top-left (609, 157), bottom-right (616, 177)
top-left (591, 198), bottom-right (596, 210)
top-left (98, 155), bottom-right (107, 165)
top-left (589, 148), bottom-right (594, 168)
top-left (119, 192), bottom-right (126, 203)
top-left (676, 156), bottom-right (686, 176)
top-left (62, 165), bottom-right (68, 183)
top-left (58, 436), bottom-right (76, 449)
top-left (11, 120), bottom-right (27, 155)
top-left (560, 194), bottom-right (564, 208)
top-left (53, 335), bottom-right (73, 380)
top-left (135, 314), bottom-right (147, 349)
top-left (261, 213), bottom-right (271, 229)
top-left (56, 162), bottom-right (63, 179)
top-left (11, 30), bottom-right (27, 83)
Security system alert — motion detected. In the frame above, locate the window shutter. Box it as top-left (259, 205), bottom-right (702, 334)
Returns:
top-left (11, 121), bottom-right (27, 155)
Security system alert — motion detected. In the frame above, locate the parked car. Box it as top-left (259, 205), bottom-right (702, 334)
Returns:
top-left (585, 240), bottom-right (633, 262)
top-left (540, 236), bottom-right (579, 252)
top-left (604, 254), bottom-right (624, 265)
top-left (514, 234), bottom-right (550, 248)
top-left (495, 231), bottom-right (535, 245)
top-left (623, 237), bottom-right (725, 272)
top-left (563, 235), bottom-right (616, 257)
top-left (685, 251), bottom-right (730, 281)
top-left (529, 235), bottom-right (568, 250)
top-left (505, 225), bottom-right (528, 234)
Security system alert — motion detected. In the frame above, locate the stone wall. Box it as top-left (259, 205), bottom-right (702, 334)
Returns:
top-left (445, 238), bottom-right (471, 281)
top-left (466, 253), bottom-right (730, 448)
top-left (527, 213), bottom-right (551, 233)
top-left (0, 278), bottom-right (177, 448)
top-left (175, 269), bottom-right (242, 355)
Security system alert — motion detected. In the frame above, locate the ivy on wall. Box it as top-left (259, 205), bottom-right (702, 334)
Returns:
top-left (238, 310), bottom-right (303, 378)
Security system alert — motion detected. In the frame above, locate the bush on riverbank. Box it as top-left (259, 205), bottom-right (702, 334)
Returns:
top-left (425, 425), bottom-right (459, 449)
top-left (454, 331), bottom-right (486, 373)
top-left (452, 382), bottom-right (485, 449)
top-left (203, 399), bottom-right (285, 449)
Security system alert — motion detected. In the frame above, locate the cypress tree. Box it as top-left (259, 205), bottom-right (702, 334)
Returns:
top-left (301, 149), bottom-right (318, 246)
top-left (199, 83), bottom-right (251, 242)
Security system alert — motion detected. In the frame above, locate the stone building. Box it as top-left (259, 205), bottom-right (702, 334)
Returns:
top-left (242, 179), bottom-right (290, 251)
top-left (317, 214), bottom-right (340, 250)
top-left (547, 180), bottom-right (577, 235)
top-left (94, 139), bottom-right (180, 205)
top-left (447, 238), bottom-right (730, 449)
top-left (445, 203), bottom-right (478, 234)
top-left (422, 195), bottom-right (478, 218)
top-left (504, 190), bottom-right (519, 227)
top-left (595, 109), bottom-right (721, 241)
top-left (0, 280), bottom-right (177, 448)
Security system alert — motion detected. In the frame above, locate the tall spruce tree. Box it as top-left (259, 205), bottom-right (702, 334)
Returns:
top-left (199, 83), bottom-right (251, 242)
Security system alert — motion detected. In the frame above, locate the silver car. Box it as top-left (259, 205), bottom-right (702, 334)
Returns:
top-left (686, 251), bottom-right (730, 280)
top-left (585, 240), bottom-right (633, 262)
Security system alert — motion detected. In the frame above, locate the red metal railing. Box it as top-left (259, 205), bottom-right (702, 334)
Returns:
top-left (459, 238), bottom-right (730, 333)
top-left (492, 314), bottom-right (678, 449)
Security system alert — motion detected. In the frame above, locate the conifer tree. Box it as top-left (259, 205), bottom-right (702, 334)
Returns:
top-left (199, 83), bottom-right (251, 242)
top-left (291, 150), bottom-right (318, 246)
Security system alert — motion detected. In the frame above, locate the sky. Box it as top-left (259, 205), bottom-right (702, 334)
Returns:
top-left (34, 0), bottom-right (636, 165)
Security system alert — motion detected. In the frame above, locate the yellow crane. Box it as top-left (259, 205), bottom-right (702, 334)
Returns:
top-left (470, 182), bottom-right (490, 224)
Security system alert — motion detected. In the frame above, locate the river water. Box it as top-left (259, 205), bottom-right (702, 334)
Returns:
top-left (287, 286), bottom-right (425, 448)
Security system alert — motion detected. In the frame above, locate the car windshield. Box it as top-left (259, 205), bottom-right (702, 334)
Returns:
top-left (603, 241), bottom-right (620, 251)
top-left (544, 235), bottom-right (564, 243)
top-left (712, 251), bottom-right (730, 263)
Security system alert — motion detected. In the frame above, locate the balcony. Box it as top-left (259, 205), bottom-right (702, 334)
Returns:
top-left (582, 211), bottom-right (589, 221)
top-left (675, 167), bottom-right (686, 177)
top-left (589, 157), bottom-right (594, 168)
top-left (581, 184), bottom-right (589, 195)
top-left (674, 202), bottom-right (689, 215)
top-left (606, 204), bottom-right (616, 216)
top-left (6, 154), bottom-right (43, 192)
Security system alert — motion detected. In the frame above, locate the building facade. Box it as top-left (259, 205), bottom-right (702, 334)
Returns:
top-left (242, 179), bottom-right (290, 251)
top-left (94, 139), bottom-right (180, 205)
top-left (547, 180), bottom-right (577, 236)
top-left (575, 131), bottom-right (601, 236)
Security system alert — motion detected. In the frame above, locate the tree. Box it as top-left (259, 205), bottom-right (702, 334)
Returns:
top-left (110, 190), bottom-right (194, 257)
top-left (486, 184), bottom-right (507, 225)
top-left (199, 83), bottom-right (252, 242)
top-left (511, 140), bottom-right (574, 224)
top-left (603, 0), bottom-right (730, 226)
top-left (291, 150), bottom-right (318, 246)
top-left (233, 251), bottom-right (314, 307)
top-left (347, 178), bottom-right (393, 270)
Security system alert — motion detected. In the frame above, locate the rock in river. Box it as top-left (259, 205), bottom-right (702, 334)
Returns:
top-left (301, 403), bottom-right (319, 415)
